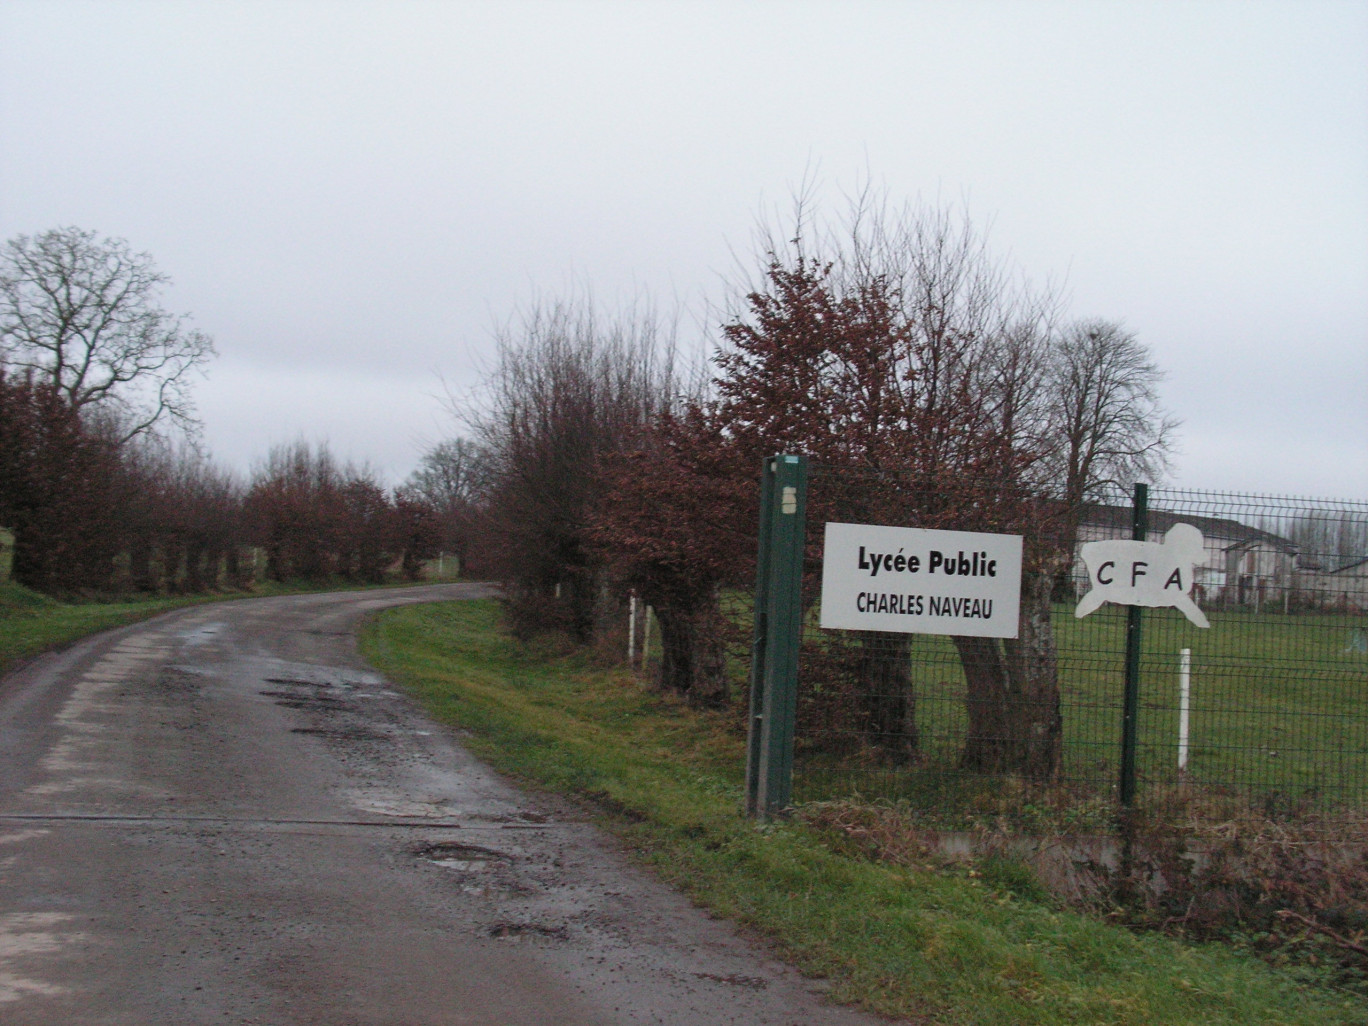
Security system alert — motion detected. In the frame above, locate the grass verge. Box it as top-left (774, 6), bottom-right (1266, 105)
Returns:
top-left (0, 582), bottom-right (219, 675)
top-left (359, 598), bottom-right (1362, 1026)
top-left (0, 576), bottom-right (430, 677)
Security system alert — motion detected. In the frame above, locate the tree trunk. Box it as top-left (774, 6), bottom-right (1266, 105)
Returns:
top-left (265, 539), bottom-right (286, 582)
top-left (955, 569), bottom-right (1062, 781)
top-left (225, 544), bottom-right (244, 589)
top-left (184, 539), bottom-right (207, 593)
top-left (128, 534), bottom-right (156, 592)
top-left (564, 570), bottom-right (597, 644)
top-left (857, 631), bottom-right (919, 758)
top-left (654, 602), bottom-right (729, 708)
top-left (10, 523), bottom-right (52, 592)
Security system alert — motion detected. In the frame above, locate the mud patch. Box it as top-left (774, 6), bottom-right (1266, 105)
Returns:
top-left (289, 727), bottom-right (389, 743)
top-left (151, 670), bottom-right (201, 695)
top-left (694, 972), bottom-right (769, 990)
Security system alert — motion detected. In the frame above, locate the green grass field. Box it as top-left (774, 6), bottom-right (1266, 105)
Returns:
top-left (792, 604), bottom-right (1368, 822)
top-left (361, 599), bottom-right (1364, 1025)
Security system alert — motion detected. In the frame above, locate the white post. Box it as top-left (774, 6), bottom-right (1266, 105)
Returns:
top-left (642, 605), bottom-right (653, 669)
top-left (628, 591), bottom-right (637, 665)
top-left (1178, 648), bottom-right (1192, 775)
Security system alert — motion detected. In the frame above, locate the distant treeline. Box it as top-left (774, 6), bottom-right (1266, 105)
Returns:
top-left (0, 370), bottom-right (472, 594)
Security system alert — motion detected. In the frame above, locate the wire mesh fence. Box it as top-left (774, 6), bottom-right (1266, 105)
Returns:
top-left (784, 467), bottom-right (1368, 833)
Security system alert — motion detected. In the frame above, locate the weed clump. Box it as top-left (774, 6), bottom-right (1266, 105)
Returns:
top-left (1118, 794), bottom-right (1368, 996)
top-left (799, 791), bottom-right (1368, 997)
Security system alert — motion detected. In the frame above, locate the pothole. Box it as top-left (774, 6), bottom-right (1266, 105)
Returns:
top-left (262, 692), bottom-right (348, 710)
top-left (414, 841), bottom-right (509, 871)
top-left (263, 677), bottom-right (319, 688)
top-left (487, 921), bottom-right (570, 943)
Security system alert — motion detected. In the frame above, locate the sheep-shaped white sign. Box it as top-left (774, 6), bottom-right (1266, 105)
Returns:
top-left (1074, 523), bottom-right (1210, 628)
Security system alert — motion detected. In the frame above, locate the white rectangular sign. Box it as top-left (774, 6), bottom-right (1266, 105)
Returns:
top-left (819, 522), bottom-right (1024, 638)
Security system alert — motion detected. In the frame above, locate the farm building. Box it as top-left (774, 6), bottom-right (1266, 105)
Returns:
top-left (1068, 503), bottom-right (1354, 613)
top-left (1319, 556), bottom-right (1368, 614)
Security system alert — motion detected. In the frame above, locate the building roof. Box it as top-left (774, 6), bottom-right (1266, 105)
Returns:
top-left (1326, 555), bottom-right (1368, 576)
top-left (1077, 503), bottom-right (1298, 554)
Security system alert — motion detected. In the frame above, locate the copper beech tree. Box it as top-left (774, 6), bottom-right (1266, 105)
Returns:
top-left (600, 197), bottom-right (1079, 779)
top-left (0, 369), bottom-right (123, 591)
top-left (724, 209), bottom-right (1068, 780)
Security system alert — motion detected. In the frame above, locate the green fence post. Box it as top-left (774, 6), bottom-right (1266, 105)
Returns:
top-left (1119, 482), bottom-right (1149, 808)
top-left (745, 458), bottom-right (775, 817)
top-left (745, 454), bottom-right (809, 818)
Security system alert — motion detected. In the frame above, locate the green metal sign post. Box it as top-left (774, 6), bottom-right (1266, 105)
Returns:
top-left (746, 454), bottom-right (809, 819)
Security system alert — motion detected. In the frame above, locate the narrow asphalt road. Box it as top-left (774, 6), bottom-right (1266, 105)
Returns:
top-left (0, 585), bottom-right (895, 1025)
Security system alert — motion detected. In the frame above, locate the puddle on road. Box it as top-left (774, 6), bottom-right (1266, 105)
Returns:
top-left (262, 672), bottom-right (388, 692)
top-left (464, 811), bottom-right (550, 826)
top-left (260, 691), bottom-right (348, 711)
top-left (345, 790), bottom-right (461, 820)
top-left (178, 622), bottom-right (225, 647)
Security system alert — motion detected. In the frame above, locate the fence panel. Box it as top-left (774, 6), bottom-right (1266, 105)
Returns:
top-left (784, 468), bottom-right (1368, 832)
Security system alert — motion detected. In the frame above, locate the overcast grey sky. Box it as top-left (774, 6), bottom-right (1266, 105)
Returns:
top-left (2, 0), bottom-right (1364, 496)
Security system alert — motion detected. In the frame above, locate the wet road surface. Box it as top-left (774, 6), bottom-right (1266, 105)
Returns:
top-left (0, 585), bottom-right (896, 1025)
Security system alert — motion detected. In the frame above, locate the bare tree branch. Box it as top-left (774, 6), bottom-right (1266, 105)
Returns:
top-left (0, 227), bottom-right (216, 443)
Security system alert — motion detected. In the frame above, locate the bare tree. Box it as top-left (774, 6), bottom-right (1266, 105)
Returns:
top-left (0, 227), bottom-right (216, 442)
top-left (401, 437), bottom-right (490, 572)
top-left (1040, 318), bottom-right (1179, 606)
top-left (406, 438), bottom-right (489, 509)
top-left (1049, 319), bottom-right (1177, 509)
top-left (460, 294), bottom-right (681, 640)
